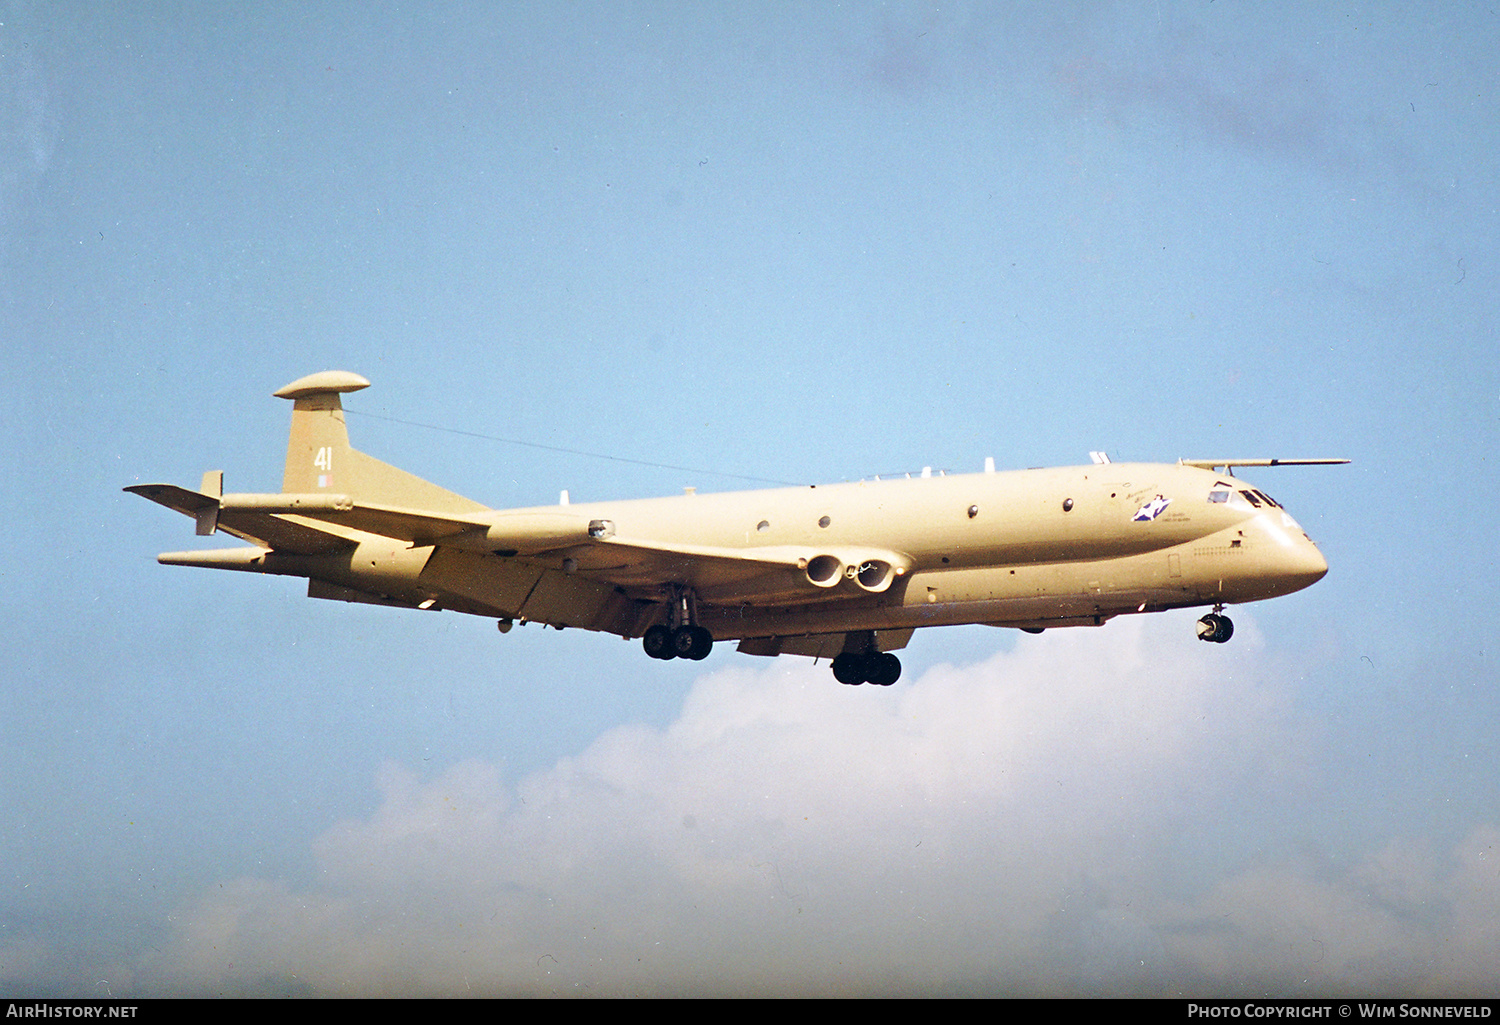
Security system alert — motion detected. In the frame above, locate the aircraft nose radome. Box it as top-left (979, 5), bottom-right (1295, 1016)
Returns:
top-left (1251, 512), bottom-right (1329, 594)
top-left (1302, 545), bottom-right (1329, 584)
top-left (1281, 538), bottom-right (1329, 592)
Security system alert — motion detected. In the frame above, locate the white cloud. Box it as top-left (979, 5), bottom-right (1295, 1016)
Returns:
top-left (138, 616), bottom-right (1498, 996)
top-left (1153, 824), bottom-right (1500, 997)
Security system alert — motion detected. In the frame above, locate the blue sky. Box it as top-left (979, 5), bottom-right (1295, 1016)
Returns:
top-left (2, 1), bottom-right (1496, 997)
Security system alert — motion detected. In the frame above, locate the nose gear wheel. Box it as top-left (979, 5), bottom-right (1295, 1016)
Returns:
top-left (1196, 612), bottom-right (1234, 643)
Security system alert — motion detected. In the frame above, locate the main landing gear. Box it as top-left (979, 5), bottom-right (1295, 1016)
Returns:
top-left (831, 650), bottom-right (902, 687)
top-left (1197, 608), bottom-right (1234, 644)
top-left (642, 586), bottom-right (714, 661)
top-left (643, 623), bottom-right (713, 661)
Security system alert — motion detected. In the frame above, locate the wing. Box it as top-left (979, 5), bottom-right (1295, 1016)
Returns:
top-left (221, 494), bottom-right (912, 605)
top-left (131, 483), bottom-right (914, 609)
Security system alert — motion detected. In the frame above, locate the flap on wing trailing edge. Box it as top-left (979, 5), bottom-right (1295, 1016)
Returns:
top-left (738, 629), bottom-right (915, 659)
top-left (307, 578), bottom-right (426, 609)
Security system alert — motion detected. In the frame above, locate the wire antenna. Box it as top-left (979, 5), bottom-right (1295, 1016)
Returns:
top-left (347, 409), bottom-right (803, 487)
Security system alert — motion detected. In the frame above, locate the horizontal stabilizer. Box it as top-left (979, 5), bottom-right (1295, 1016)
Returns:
top-left (126, 484), bottom-right (357, 555)
top-left (126, 483), bottom-right (218, 518)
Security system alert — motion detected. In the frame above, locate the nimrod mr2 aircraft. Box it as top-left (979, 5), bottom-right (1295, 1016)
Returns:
top-left (129, 372), bottom-right (1344, 686)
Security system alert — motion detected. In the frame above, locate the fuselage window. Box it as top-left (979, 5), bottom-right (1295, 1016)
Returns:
top-left (1251, 489), bottom-right (1281, 508)
top-left (1239, 490), bottom-right (1262, 508)
top-left (1209, 489), bottom-right (1232, 503)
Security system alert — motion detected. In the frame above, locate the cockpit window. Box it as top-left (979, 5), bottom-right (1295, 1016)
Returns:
top-left (1209, 482), bottom-right (1271, 512)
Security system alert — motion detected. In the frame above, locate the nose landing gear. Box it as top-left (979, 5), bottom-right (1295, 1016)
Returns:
top-left (1197, 608), bottom-right (1234, 643)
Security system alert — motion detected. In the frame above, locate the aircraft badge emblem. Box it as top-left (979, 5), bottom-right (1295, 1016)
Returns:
top-left (1133, 495), bottom-right (1171, 522)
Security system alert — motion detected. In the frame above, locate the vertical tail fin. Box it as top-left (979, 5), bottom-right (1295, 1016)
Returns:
top-left (274, 371), bottom-right (368, 494)
top-left (273, 371), bottom-right (486, 514)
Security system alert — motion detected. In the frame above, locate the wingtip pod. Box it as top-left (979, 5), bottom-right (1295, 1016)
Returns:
top-left (274, 371), bottom-right (370, 400)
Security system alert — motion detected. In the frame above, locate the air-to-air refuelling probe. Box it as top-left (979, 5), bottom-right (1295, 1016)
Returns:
top-left (129, 371), bottom-right (1344, 686)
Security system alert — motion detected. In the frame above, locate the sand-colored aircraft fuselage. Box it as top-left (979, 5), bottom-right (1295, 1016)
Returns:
top-left (129, 372), bottom-right (1343, 685)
